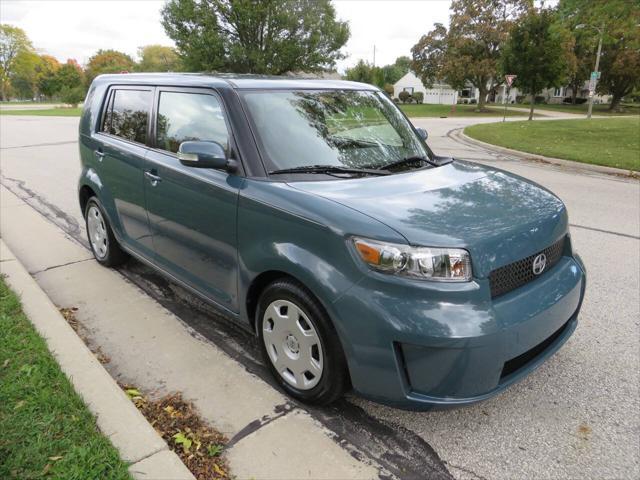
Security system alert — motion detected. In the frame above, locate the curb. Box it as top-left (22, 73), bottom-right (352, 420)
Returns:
top-left (0, 239), bottom-right (195, 480)
top-left (458, 129), bottom-right (639, 178)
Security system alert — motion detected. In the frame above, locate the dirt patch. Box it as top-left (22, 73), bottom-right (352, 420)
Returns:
top-left (123, 388), bottom-right (230, 479)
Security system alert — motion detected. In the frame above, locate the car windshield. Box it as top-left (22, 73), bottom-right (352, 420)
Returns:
top-left (241, 89), bottom-right (432, 174)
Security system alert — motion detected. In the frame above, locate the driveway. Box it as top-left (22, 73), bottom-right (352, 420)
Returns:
top-left (1, 114), bottom-right (638, 479)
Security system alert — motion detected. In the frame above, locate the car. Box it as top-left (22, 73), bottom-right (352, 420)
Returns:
top-left (78, 73), bottom-right (586, 410)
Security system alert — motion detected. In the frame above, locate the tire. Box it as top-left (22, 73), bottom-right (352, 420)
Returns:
top-left (257, 278), bottom-right (350, 405)
top-left (84, 197), bottom-right (128, 267)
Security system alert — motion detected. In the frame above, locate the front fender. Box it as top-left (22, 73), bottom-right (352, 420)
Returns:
top-left (237, 179), bottom-right (406, 364)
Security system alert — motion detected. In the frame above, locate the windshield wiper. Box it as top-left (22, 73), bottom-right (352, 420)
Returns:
top-left (329, 136), bottom-right (380, 148)
top-left (269, 165), bottom-right (391, 176)
top-left (375, 155), bottom-right (435, 171)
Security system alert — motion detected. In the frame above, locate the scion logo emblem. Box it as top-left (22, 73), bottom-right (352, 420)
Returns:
top-left (532, 253), bottom-right (547, 275)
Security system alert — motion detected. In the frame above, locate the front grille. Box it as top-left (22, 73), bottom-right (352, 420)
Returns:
top-left (489, 236), bottom-right (566, 298)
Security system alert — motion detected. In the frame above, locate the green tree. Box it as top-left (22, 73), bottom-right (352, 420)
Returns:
top-left (10, 49), bottom-right (40, 99)
top-left (412, 0), bottom-right (529, 112)
top-left (86, 49), bottom-right (135, 83)
top-left (36, 55), bottom-right (61, 98)
top-left (54, 60), bottom-right (84, 92)
top-left (161, 0), bottom-right (350, 74)
top-left (137, 45), bottom-right (182, 72)
top-left (502, 7), bottom-right (573, 120)
top-left (0, 24), bottom-right (34, 100)
top-left (558, 0), bottom-right (640, 111)
top-left (59, 86), bottom-right (85, 107)
top-left (345, 60), bottom-right (378, 85)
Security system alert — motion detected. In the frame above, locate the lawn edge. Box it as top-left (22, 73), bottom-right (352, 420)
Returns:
top-left (459, 128), bottom-right (639, 177)
top-left (0, 239), bottom-right (195, 480)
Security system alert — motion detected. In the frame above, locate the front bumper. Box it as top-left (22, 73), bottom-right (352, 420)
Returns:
top-left (329, 254), bottom-right (586, 410)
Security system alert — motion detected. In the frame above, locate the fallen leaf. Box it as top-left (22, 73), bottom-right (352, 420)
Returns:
top-left (125, 388), bottom-right (142, 399)
top-left (213, 463), bottom-right (226, 477)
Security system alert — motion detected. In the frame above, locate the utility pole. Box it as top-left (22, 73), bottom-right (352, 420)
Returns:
top-left (373, 45), bottom-right (376, 67)
top-left (587, 28), bottom-right (603, 119)
top-left (578, 23), bottom-right (604, 120)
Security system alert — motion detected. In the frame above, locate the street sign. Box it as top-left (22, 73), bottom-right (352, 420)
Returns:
top-left (591, 71), bottom-right (601, 80)
top-left (505, 74), bottom-right (517, 87)
top-left (588, 77), bottom-right (597, 94)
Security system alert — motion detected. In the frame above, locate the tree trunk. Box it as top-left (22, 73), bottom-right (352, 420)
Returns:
top-left (609, 93), bottom-right (622, 112)
top-left (571, 83), bottom-right (578, 104)
top-left (476, 87), bottom-right (487, 112)
top-left (528, 98), bottom-right (535, 120)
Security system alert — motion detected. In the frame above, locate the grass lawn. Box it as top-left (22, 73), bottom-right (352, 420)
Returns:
top-left (0, 107), bottom-right (82, 117)
top-left (0, 279), bottom-right (132, 480)
top-left (464, 117), bottom-right (640, 171)
top-left (399, 103), bottom-right (526, 117)
top-left (522, 102), bottom-right (640, 116)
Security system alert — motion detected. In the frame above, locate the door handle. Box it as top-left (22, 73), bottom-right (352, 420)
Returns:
top-left (144, 170), bottom-right (162, 186)
top-left (94, 149), bottom-right (105, 161)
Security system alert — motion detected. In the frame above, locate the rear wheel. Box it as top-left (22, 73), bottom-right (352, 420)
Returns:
top-left (257, 279), bottom-right (349, 405)
top-left (84, 197), bottom-right (127, 267)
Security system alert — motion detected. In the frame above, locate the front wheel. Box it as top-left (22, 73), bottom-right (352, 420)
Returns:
top-left (84, 197), bottom-right (127, 267)
top-left (257, 279), bottom-right (349, 405)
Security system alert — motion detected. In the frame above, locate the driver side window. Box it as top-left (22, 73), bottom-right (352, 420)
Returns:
top-left (156, 91), bottom-right (229, 154)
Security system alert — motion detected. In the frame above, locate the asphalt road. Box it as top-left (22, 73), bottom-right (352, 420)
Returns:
top-left (1, 115), bottom-right (638, 479)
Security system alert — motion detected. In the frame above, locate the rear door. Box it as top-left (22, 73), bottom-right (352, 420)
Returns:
top-left (144, 87), bottom-right (242, 312)
top-left (95, 86), bottom-right (154, 258)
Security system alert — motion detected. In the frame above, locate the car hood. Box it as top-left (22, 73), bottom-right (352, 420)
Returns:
top-left (287, 161), bottom-right (568, 278)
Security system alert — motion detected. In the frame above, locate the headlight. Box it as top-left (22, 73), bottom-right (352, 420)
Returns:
top-left (352, 237), bottom-right (472, 282)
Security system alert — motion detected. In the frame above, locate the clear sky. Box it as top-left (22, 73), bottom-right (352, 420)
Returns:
top-left (0, 0), bottom-right (452, 72)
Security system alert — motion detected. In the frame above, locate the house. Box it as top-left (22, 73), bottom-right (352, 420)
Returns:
top-left (394, 71), bottom-right (612, 105)
top-left (393, 71), bottom-right (458, 105)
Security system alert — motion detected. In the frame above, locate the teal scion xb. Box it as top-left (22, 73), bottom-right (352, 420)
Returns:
top-left (78, 73), bottom-right (586, 409)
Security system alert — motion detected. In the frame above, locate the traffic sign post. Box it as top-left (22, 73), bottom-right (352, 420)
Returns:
top-left (503, 75), bottom-right (517, 122)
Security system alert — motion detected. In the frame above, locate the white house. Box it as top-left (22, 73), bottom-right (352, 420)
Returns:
top-left (394, 71), bottom-right (612, 106)
top-left (393, 71), bottom-right (458, 105)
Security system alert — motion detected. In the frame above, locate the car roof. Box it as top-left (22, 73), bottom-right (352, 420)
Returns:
top-left (92, 73), bottom-right (377, 91)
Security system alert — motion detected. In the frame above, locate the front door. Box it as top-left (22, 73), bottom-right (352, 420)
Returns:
top-left (95, 86), bottom-right (154, 257)
top-left (144, 88), bottom-right (242, 312)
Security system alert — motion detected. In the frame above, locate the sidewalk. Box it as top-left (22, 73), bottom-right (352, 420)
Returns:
top-left (0, 238), bottom-right (193, 480)
top-left (0, 184), bottom-right (380, 479)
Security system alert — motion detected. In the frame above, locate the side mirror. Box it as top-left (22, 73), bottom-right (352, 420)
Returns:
top-left (177, 141), bottom-right (236, 172)
top-left (416, 128), bottom-right (428, 141)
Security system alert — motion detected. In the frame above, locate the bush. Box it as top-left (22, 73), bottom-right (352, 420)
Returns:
top-left (412, 92), bottom-right (424, 104)
top-left (392, 97), bottom-right (400, 103)
top-left (383, 83), bottom-right (394, 96)
top-left (398, 90), bottom-right (412, 103)
top-left (516, 95), bottom-right (526, 104)
top-left (534, 95), bottom-right (546, 104)
top-left (59, 86), bottom-right (86, 108)
top-left (469, 98), bottom-right (477, 104)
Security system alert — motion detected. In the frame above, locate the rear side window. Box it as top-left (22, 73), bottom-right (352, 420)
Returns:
top-left (156, 91), bottom-right (229, 154)
top-left (102, 89), bottom-right (151, 144)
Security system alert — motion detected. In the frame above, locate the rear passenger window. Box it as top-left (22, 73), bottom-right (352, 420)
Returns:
top-left (102, 89), bottom-right (151, 144)
top-left (156, 91), bottom-right (229, 154)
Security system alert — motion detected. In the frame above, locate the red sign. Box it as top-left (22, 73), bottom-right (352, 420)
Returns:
top-left (505, 74), bottom-right (517, 87)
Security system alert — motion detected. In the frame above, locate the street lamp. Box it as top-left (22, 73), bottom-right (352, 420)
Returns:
top-left (576, 23), bottom-right (604, 119)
